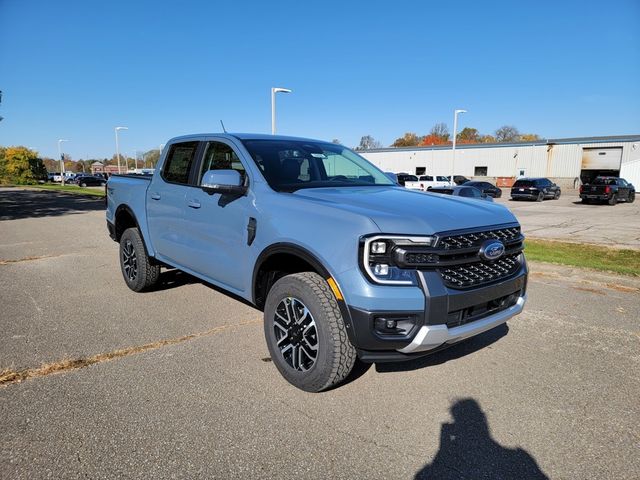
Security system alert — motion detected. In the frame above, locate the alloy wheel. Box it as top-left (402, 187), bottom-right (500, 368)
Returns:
top-left (273, 297), bottom-right (318, 372)
top-left (122, 240), bottom-right (138, 281)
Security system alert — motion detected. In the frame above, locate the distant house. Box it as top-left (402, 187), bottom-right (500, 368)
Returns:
top-left (90, 162), bottom-right (104, 174)
top-left (91, 162), bottom-right (122, 175)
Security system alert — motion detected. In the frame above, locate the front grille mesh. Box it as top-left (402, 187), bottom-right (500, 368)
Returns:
top-left (438, 254), bottom-right (520, 289)
top-left (438, 227), bottom-right (521, 250)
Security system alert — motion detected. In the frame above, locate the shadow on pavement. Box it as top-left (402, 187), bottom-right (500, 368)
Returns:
top-left (415, 398), bottom-right (548, 479)
top-left (0, 189), bottom-right (105, 220)
top-left (375, 323), bottom-right (508, 374)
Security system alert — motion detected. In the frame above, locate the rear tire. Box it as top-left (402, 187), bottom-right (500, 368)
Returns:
top-left (119, 227), bottom-right (161, 292)
top-left (80, 182), bottom-right (87, 187)
top-left (608, 195), bottom-right (617, 206)
top-left (264, 272), bottom-right (356, 392)
top-left (581, 198), bottom-right (590, 204)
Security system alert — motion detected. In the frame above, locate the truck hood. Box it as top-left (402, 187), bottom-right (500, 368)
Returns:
top-left (292, 186), bottom-right (517, 234)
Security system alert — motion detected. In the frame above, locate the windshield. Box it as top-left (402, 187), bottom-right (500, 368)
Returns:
top-left (241, 139), bottom-right (395, 192)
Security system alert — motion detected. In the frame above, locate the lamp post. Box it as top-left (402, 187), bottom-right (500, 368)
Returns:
top-left (114, 126), bottom-right (128, 174)
top-left (57, 139), bottom-right (69, 185)
top-left (451, 109), bottom-right (467, 185)
top-left (271, 87), bottom-right (292, 135)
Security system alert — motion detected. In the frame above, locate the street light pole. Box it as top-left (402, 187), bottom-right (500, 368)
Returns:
top-left (114, 126), bottom-right (128, 174)
top-left (57, 139), bottom-right (69, 185)
top-left (451, 109), bottom-right (467, 185)
top-left (271, 87), bottom-right (292, 135)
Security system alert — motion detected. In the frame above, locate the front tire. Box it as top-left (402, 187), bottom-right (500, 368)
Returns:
top-left (536, 192), bottom-right (544, 202)
top-left (628, 192), bottom-right (635, 203)
top-left (119, 227), bottom-right (161, 292)
top-left (264, 272), bottom-right (356, 392)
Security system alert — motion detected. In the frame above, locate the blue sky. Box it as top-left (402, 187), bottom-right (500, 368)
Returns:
top-left (1, 0), bottom-right (639, 160)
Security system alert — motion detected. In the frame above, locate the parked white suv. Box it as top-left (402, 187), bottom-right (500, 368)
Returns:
top-left (405, 175), bottom-right (453, 191)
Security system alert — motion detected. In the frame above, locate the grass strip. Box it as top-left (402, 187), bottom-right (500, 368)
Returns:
top-left (525, 239), bottom-right (640, 277)
top-left (28, 184), bottom-right (106, 197)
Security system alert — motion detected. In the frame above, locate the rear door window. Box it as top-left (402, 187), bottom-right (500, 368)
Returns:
top-left (162, 141), bottom-right (199, 185)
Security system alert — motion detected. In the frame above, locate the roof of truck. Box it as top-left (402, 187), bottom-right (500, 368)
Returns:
top-left (167, 133), bottom-right (331, 144)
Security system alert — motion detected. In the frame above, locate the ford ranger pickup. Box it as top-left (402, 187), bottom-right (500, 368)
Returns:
top-left (106, 134), bottom-right (528, 392)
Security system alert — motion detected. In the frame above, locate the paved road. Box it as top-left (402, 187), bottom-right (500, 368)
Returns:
top-left (1, 188), bottom-right (639, 479)
top-left (493, 189), bottom-right (640, 249)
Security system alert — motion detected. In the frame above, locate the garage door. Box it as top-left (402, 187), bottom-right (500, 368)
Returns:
top-left (581, 148), bottom-right (622, 170)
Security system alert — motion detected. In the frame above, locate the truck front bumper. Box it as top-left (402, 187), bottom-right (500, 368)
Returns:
top-left (346, 262), bottom-right (528, 362)
top-left (397, 294), bottom-right (525, 354)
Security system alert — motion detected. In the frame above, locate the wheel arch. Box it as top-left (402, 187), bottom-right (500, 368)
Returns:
top-left (252, 243), bottom-right (332, 309)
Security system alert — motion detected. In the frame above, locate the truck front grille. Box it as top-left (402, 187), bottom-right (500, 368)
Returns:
top-left (438, 226), bottom-right (521, 250)
top-left (438, 253), bottom-right (521, 289)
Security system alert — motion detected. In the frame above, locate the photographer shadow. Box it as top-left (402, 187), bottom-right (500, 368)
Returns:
top-left (416, 398), bottom-right (548, 479)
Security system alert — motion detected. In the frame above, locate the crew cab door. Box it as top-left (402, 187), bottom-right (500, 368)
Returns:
top-left (180, 139), bottom-right (254, 292)
top-left (146, 141), bottom-right (200, 266)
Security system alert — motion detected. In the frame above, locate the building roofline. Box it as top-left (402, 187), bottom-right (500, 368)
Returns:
top-left (360, 134), bottom-right (640, 153)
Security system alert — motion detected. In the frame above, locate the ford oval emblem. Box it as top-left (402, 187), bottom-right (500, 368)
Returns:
top-left (479, 240), bottom-right (505, 262)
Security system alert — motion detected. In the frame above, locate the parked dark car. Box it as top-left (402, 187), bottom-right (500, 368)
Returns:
top-left (579, 177), bottom-right (635, 205)
top-left (463, 180), bottom-right (502, 198)
top-left (75, 175), bottom-right (106, 187)
top-left (395, 173), bottom-right (418, 186)
top-left (428, 185), bottom-right (493, 202)
top-left (510, 178), bottom-right (561, 201)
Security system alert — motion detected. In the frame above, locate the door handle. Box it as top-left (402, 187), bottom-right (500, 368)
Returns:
top-left (187, 200), bottom-right (201, 209)
top-left (150, 193), bottom-right (161, 200)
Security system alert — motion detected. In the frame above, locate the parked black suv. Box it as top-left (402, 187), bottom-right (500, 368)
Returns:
top-left (463, 180), bottom-right (502, 198)
top-left (75, 175), bottom-right (107, 187)
top-left (511, 178), bottom-right (561, 202)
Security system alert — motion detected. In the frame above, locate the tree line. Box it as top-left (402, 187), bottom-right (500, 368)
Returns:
top-left (0, 146), bottom-right (162, 184)
top-left (355, 124), bottom-right (541, 150)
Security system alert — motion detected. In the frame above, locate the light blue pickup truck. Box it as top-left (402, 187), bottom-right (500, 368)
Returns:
top-left (107, 133), bottom-right (527, 392)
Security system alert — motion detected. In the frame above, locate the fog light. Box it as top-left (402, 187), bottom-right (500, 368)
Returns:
top-left (371, 241), bottom-right (387, 254)
top-left (373, 264), bottom-right (389, 276)
top-left (385, 319), bottom-right (397, 329)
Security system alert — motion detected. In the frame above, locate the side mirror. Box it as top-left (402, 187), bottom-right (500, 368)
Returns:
top-left (201, 169), bottom-right (247, 196)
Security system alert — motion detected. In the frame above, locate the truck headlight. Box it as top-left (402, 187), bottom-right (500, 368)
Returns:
top-left (361, 235), bottom-right (435, 285)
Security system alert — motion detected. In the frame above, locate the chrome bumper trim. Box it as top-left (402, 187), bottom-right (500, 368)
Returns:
top-left (397, 294), bottom-right (527, 354)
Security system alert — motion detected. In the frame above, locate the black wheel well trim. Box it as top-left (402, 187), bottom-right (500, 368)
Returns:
top-left (252, 242), bottom-right (357, 344)
top-left (114, 204), bottom-right (141, 239)
top-left (114, 205), bottom-right (159, 263)
top-left (252, 243), bottom-right (332, 303)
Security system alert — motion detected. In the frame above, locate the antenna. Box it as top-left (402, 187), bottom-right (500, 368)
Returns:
top-left (220, 120), bottom-right (227, 133)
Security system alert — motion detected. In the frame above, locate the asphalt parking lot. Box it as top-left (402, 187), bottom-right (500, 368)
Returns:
top-left (494, 189), bottom-right (640, 249)
top-left (1, 188), bottom-right (639, 479)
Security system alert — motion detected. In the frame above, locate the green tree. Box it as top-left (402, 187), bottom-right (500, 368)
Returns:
top-left (391, 132), bottom-right (421, 147)
top-left (0, 146), bottom-right (46, 184)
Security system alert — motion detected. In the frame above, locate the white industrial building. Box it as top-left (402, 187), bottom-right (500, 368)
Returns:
top-left (359, 135), bottom-right (640, 189)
